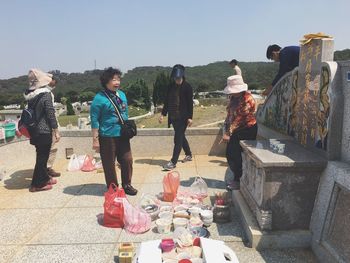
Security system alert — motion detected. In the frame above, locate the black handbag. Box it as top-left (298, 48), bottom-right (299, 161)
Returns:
top-left (103, 91), bottom-right (137, 139)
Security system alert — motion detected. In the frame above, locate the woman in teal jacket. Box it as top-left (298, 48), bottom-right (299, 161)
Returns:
top-left (90, 67), bottom-right (137, 196)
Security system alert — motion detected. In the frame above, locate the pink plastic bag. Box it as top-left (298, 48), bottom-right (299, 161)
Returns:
top-left (163, 171), bottom-right (180, 202)
top-left (81, 155), bottom-right (96, 172)
top-left (122, 198), bottom-right (151, 234)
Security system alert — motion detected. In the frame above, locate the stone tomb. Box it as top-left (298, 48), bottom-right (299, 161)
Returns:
top-left (234, 37), bottom-right (339, 250)
top-left (233, 140), bottom-right (327, 249)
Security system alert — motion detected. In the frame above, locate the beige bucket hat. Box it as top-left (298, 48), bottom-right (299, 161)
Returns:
top-left (28, 69), bottom-right (53, 90)
top-left (223, 75), bottom-right (248, 94)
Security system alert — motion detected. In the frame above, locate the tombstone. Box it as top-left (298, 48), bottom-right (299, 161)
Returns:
top-left (238, 36), bottom-right (350, 261)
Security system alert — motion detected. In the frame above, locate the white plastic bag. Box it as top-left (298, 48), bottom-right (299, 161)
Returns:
top-left (190, 176), bottom-right (208, 199)
top-left (67, 154), bottom-right (83, 171)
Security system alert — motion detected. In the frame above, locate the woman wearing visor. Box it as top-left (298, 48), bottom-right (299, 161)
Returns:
top-left (159, 64), bottom-right (194, 170)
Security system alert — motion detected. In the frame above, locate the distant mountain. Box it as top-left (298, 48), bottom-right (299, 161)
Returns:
top-left (0, 61), bottom-right (278, 95)
top-left (0, 49), bottom-right (348, 106)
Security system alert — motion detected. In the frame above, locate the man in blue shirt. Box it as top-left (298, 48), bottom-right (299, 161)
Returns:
top-left (263, 44), bottom-right (300, 96)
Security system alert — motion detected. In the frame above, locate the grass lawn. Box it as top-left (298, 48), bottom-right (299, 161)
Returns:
top-left (136, 105), bottom-right (227, 128)
top-left (57, 107), bottom-right (148, 127)
top-left (57, 113), bottom-right (90, 127)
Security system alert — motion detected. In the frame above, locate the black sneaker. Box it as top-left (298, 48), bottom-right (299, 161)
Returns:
top-left (181, 155), bottom-right (193, 163)
top-left (123, 184), bottom-right (138, 196)
top-left (162, 161), bottom-right (176, 171)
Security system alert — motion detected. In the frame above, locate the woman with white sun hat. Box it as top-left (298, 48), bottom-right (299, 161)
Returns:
top-left (222, 75), bottom-right (258, 190)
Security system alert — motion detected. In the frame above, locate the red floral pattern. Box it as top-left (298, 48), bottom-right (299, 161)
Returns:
top-left (225, 91), bottom-right (257, 135)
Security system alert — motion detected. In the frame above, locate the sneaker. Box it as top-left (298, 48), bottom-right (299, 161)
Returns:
top-left (47, 168), bottom-right (61, 177)
top-left (29, 184), bottom-right (53, 192)
top-left (226, 181), bottom-right (240, 191)
top-left (181, 155), bottom-right (193, 163)
top-left (162, 161), bottom-right (176, 171)
top-left (123, 184), bottom-right (138, 196)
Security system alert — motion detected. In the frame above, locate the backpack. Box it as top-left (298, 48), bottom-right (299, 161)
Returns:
top-left (18, 93), bottom-right (46, 139)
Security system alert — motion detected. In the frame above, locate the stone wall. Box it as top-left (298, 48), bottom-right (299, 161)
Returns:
top-left (311, 161), bottom-right (350, 262)
top-left (339, 61), bottom-right (350, 163)
top-left (0, 128), bottom-right (226, 171)
top-left (257, 40), bottom-right (342, 160)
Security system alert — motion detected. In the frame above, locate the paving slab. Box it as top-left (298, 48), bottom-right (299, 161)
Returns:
top-left (9, 244), bottom-right (115, 263)
top-left (0, 188), bottom-right (74, 209)
top-left (28, 207), bottom-right (121, 245)
top-left (64, 183), bottom-right (106, 208)
top-left (0, 245), bottom-right (19, 262)
top-left (0, 209), bottom-right (58, 245)
top-left (195, 155), bottom-right (228, 167)
top-left (226, 241), bottom-right (318, 263)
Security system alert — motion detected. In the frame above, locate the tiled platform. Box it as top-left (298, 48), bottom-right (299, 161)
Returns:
top-left (0, 155), bottom-right (317, 263)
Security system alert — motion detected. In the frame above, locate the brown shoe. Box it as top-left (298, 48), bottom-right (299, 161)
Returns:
top-left (29, 184), bottom-right (53, 192)
top-left (48, 168), bottom-right (61, 177)
top-left (123, 184), bottom-right (138, 196)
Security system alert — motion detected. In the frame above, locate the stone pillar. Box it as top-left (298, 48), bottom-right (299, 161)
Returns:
top-left (292, 39), bottom-right (334, 148)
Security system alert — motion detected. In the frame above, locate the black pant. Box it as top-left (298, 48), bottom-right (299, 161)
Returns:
top-left (31, 134), bottom-right (52, 187)
top-left (171, 119), bottom-right (192, 165)
top-left (226, 124), bottom-right (258, 182)
top-left (99, 136), bottom-right (133, 188)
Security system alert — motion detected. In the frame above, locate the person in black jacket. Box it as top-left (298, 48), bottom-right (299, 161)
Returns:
top-left (24, 69), bottom-right (60, 192)
top-left (263, 44), bottom-right (300, 96)
top-left (159, 64), bottom-right (193, 170)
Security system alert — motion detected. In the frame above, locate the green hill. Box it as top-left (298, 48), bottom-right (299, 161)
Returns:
top-left (1, 48), bottom-right (349, 106)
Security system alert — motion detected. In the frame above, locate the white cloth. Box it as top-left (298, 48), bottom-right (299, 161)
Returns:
top-left (234, 65), bottom-right (242, 76)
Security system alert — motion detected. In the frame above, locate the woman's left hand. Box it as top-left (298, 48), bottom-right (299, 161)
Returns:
top-left (221, 133), bottom-right (230, 143)
top-left (187, 119), bottom-right (193, 127)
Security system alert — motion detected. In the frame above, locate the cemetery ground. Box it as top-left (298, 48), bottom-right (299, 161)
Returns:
top-left (0, 155), bottom-right (317, 263)
top-left (136, 105), bottom-right (227, 128)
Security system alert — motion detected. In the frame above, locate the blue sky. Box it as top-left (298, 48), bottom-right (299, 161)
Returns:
top-left (0, 0), bottom-right (349, 79)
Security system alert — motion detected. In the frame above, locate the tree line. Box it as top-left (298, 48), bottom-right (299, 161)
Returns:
top-left (1, 49), bottom-right (349, 110)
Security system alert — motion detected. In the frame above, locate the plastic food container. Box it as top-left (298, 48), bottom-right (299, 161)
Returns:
top-left (156, 219), bottom-right (172, 234)
top-left (160, 239), bottom-right (175, 252)
top-left (200, 210), bottom-right (213, 219)
top-left (189, 207), bottom-right (202, 217)
top-left (159, 211), bottom-right (173, 221)
top-left (141, 204), bottom-right (160, 221)
top-left (173, 218), bottom-right (189, 230)
top-left (191, 246), bottom-right (203, 258)
top-left (160, 206), bottom-right (173, 213)
top-left (174, 211), bottom-right (189, 218)
top-left (174, 205), bottom-right (189, 212)
top-left (189, 217), bottom-right (203, 228)
top-left (202, 218), bottom-right (213, 227)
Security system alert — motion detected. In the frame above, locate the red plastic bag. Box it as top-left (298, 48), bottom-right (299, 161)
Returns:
top-left (163, 171), bottom-right (180, 202)
top-left (81, 155), bottom-right (96, 172)
top-left (18, 125), bottom-right (31, 138)
top-left (103, 184), bottom-right (126, 228)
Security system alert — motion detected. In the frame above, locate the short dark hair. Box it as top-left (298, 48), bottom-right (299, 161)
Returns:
top-left (100, 67), bottom-right (122, 88)
top-left (266, 44), bottom-right (281, 59)
top-left (229, 59), bottom-right (238, 65)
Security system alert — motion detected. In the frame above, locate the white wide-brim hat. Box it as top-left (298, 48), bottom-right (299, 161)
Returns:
top-left (28, 68), bottom-right (53, 90)
top-left (224, 75), bottom-right (248, 94)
